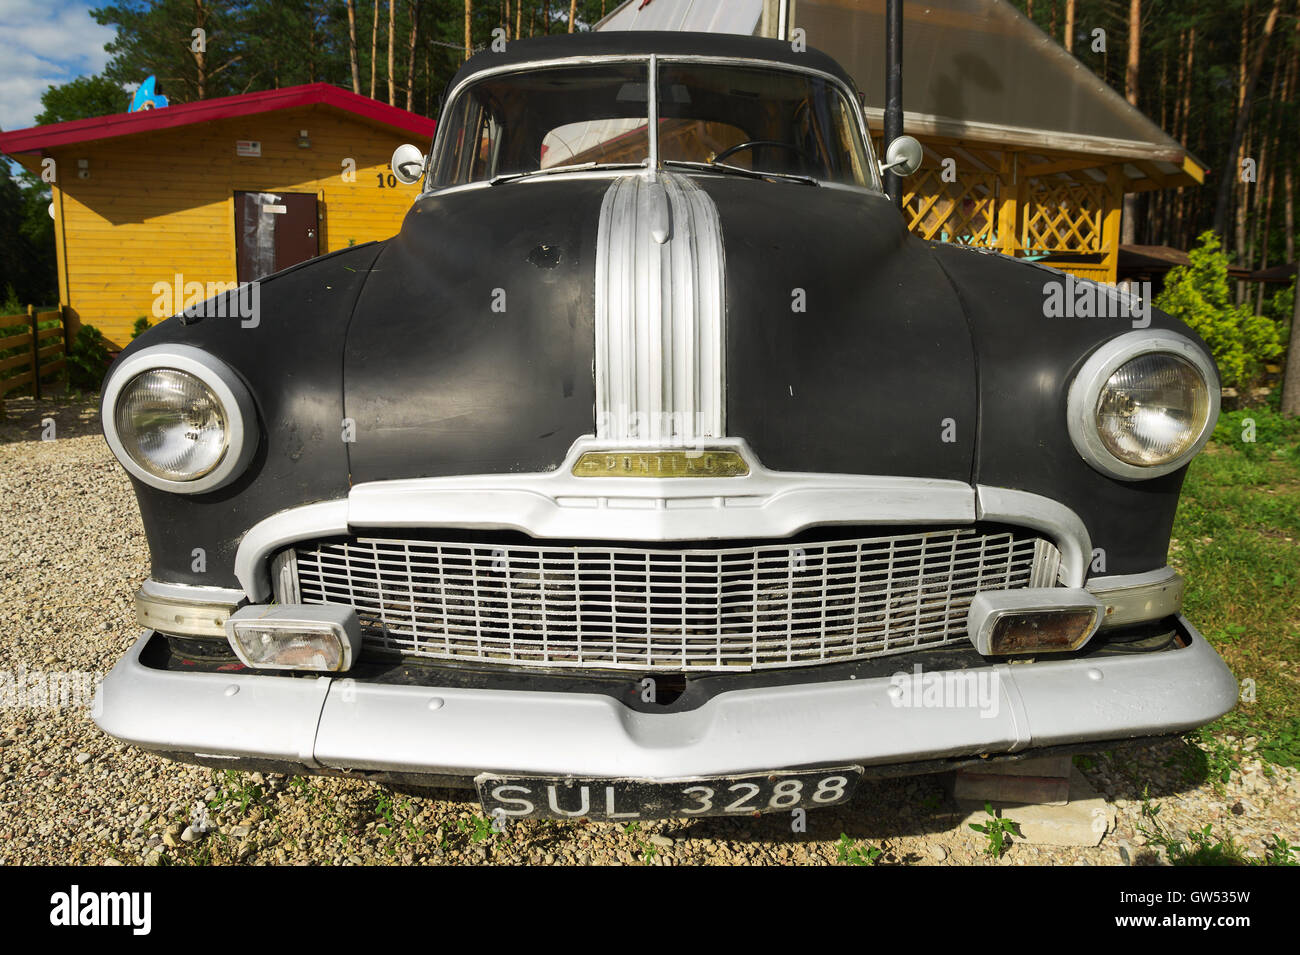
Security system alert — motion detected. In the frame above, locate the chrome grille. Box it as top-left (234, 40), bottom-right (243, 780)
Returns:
top-left (282, 528), bottom-right (1058, 672)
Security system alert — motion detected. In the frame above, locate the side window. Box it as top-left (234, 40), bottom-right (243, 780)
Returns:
top-left (470, 113), bottom-right (502, 180)
top-left (443, 101), bottom-right (501, 183)
top-left (835, 98), bottom-right (869, 186)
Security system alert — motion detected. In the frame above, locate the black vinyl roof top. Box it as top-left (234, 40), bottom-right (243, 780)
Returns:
top-left (449, 31), bottom-right (857, 91)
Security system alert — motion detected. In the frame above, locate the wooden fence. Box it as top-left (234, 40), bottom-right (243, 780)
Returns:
top-left (0, 306), bottom-right (71, 408)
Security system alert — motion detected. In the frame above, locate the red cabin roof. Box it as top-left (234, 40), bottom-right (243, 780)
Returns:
top-left (0, 83), bottom-right (437, 155)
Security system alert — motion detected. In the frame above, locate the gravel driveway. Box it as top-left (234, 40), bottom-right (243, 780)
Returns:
top-left (2, 394), bottom-right (1296, 866)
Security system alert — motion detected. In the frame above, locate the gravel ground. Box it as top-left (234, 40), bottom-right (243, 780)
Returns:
top-left (2, 393), bottom-right (1297, 866)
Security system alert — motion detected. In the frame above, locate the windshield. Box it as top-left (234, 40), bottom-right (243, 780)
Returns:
top-left (431, 58), bottom-right (874, 189)
top-left (657, 63), bottom-right (871, 186)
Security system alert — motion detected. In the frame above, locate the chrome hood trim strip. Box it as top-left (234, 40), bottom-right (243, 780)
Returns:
top-left (594, 171), bottom-right (726, 443)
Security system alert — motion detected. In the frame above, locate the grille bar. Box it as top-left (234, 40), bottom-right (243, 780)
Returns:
top-left (285, 528), bottom-right (1055, 672)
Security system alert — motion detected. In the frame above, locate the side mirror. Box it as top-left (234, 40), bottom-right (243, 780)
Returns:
top-left (391, 144), bottom-right (426, 185)
top-left (879, 135), bottom-right (923, 177)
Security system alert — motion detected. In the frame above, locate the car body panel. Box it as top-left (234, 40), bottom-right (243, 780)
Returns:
top-left (111, 242), bottom-right (383, 588)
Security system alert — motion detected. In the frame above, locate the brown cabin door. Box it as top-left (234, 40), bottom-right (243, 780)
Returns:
top-left (234, 191), bottom-right (320, 283)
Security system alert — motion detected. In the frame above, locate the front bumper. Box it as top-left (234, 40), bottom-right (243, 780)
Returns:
top-left (94, 616), bottom-right (1238, 781)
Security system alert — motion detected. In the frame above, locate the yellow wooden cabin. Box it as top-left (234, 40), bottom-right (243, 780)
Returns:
top-left (0, 84), bottom-right (437, 349)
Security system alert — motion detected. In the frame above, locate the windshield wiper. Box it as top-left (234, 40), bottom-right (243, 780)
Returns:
top-left (662, 159), bottom-right (819, 186)
top-left (489, 161), bottom-right (647, 185)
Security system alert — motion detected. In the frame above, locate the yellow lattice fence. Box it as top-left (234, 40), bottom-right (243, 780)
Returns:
top-left (1021, 180), bottom-right (1107, 255)
top-left (891, 152), bottom-right (1120, 282)
top-left (903, 168), bottom-right (1000, 246)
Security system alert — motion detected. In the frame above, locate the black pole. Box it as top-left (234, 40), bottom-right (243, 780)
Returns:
top-left (884, 0), bottom-right (903, 208)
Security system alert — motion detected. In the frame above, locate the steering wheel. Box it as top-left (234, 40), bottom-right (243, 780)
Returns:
top-left (711, 139), bottom-right (813, 165)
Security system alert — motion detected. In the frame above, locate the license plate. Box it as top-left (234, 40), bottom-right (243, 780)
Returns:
top-left (475, 767), bottom-right (863, 821)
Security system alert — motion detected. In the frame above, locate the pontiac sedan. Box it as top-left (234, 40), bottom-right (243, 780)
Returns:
top-left (94, 32), bottom-right (1237, 821)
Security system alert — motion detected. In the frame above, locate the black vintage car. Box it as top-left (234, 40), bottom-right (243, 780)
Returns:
top-left (95, 32), bottom-right (1235, 821)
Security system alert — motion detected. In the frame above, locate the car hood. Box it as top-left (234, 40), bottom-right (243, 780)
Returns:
top-left (343, 171), bottom-right (975, 483)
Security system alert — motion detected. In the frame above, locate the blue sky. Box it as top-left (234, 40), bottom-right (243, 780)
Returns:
top-left (0, 0), bottom-right (117, 131)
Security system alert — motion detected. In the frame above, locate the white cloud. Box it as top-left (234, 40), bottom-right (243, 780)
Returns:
top-left (0, 0), bottom-right (117, 131)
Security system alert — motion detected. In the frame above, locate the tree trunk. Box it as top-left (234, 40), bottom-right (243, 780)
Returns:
top-left (387, 1), bottom-right (396, 106)
top-left (1212, 0), bottom-right (1282, 239)
top-left (1285, 168), bottom-right (1296, 267)
top-left (1064, 0), bottom-right (1074, 51)
top-left (1248, 63), bottom-right (1281, 280)
top-left (465, 0), bottom-right (473, 60)
top-left (1172, 31), bottom-right (1186, 145)
top-left (516, 0), bottom-right (522, 39)
top-left (192, 0), bottom-right (209, 99)
top-left (1276, 18), bottom-right (1300, 417)
top-left (1236, 118), bottom-right (1252, 301)
top-left (370, 0), bottom-right (379, 98)
top-left (1283, 284), bottom-right (1300, 416)
top-left (1154, 47), bottom-right (1168, 244)
top-left (1286, 23), bottom-right (1299, 267)
top-left (347, 0), bottom-right (361, 94)
top-left (1120, 0), bottom-right (1140, 245)
top-left (1254, 163), bottom-right (1274, 314)
top-left (569, 0), bottom-right (577, 32)
top-left (1178, 28), bottom-right (1197, 248)
top-left (406, 0), bottom-right (419, 111)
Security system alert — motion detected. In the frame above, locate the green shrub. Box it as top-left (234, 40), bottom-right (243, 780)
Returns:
top-left (1, 285), bottom-right (21, 317)
top-left (1154, 232), bottom-right (1282, 394)
top-left (67, 324), bottom-right (112, 392)
top-left (1266, 281), bottom-right (1294, 337)
top-left (130, 316), bottom-right (151, 340)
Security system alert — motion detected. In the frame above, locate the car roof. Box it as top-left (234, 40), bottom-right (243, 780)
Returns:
top-left (447, 30), bottom-right (858, 92)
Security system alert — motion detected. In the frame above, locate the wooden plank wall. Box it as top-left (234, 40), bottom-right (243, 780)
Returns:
top-left (44, 104), bottom-right (426, 348)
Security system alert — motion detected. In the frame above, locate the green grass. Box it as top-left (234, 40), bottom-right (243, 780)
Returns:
top-left (835, 833), bottom-right (884, 866)
top-left (1172, 400), bottom-right (1300, 763)
top-left (968, 803), bottom-right (1021, 858)
top-left (1137, 791), bottom-right (1298, 866)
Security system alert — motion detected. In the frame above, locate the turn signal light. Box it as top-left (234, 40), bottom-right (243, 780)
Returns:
top-left (984, 610), bottom-right (1098, 654)
top-left (225, 604), bottom-right (360, 672)
top-left (968, 590), bottom-right (1103, 656)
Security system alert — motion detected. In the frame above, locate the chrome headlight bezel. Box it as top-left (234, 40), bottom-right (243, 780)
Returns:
top-left (102, 344), bottom-right (257, 494)
top-left (1067, 330), bottom-right (1219, 480)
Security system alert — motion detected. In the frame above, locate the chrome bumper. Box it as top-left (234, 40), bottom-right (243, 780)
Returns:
top-left (94, 617), bottom-right (1237, 780)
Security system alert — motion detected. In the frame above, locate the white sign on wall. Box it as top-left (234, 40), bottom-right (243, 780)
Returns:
top-left (236, 140), bottom-right (262, 157)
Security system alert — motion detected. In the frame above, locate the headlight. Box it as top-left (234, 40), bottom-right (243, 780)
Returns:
top-left (1096, 353), bottom-right (1210, 465)
top-left (102, 344), bottom-right (257, 493)
top-left (115, 369), bottom-right (228, 480)
top-left (1068, 330), bottom-right (1219, 480)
